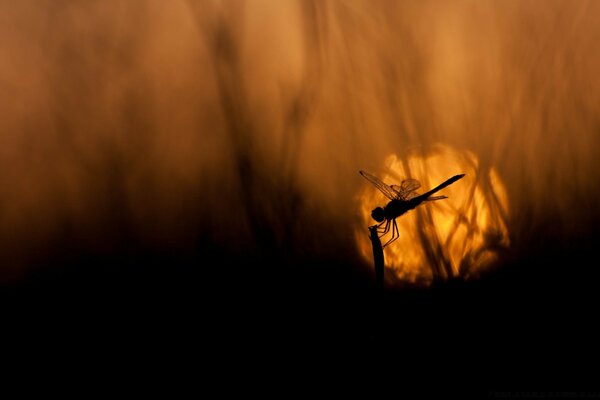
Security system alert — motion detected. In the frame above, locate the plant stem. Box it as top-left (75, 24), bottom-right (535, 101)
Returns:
top-left (369, 225), bottom-right (384, 294)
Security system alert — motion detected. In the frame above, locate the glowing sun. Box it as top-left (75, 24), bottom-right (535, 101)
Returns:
top-left (356, 144), bottom-right (510, 285)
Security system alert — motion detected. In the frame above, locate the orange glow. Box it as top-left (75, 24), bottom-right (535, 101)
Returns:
top-left (1, 2), bottom-right (599, 282)
top-left (356, 144), bottom-right (509, 285)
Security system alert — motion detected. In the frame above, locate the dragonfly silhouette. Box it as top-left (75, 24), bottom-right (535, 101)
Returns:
top-left (360, 170), bottom-right (465, 248)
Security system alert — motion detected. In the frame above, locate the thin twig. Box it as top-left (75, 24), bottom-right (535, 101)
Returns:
top-left (369, 225), bottom-right (384, 294)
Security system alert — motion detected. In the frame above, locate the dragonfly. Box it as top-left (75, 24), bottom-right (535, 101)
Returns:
top-left (359, 170), bottom-right (465, 248)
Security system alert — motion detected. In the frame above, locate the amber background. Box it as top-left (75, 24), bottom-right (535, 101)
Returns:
top-left (1, 1), bottom-right (599, 388)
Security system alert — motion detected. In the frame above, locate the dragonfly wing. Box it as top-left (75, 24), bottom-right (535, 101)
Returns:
top-left (390, 179), bottom-right (421, 200)
top-left (401, 178), bottom-right (421, 193)
top-left (424, 195), bottom-right (447, 201)
top-left (390, 184), bottom-right (403, 197)
top-left (391, 184), bottom-right (419, 200)
top-left (405, 191), bottom-right (421, 200)
top-left (359, 170), bottom-right (399, 200)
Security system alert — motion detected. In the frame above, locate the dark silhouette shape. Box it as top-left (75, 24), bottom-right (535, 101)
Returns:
top-left (369, 225), bottom-right (385, 293)
top-left (360, 170), bottom-right (465, 247)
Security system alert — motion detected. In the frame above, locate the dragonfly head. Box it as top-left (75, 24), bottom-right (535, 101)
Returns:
top-left (371, 207), bottom-right (385, 223)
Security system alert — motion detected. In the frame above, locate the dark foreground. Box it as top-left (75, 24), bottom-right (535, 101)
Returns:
top-left (2, 236), bottom-right (599, 396)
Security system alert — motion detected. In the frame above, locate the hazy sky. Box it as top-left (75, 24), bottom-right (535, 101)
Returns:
top-left (1, 0), bottom-right (599, 282)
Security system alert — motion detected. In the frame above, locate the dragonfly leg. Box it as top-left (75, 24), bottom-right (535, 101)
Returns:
top-left (379, 219), bottom-right (397, 248)
top-left (384, 219), bottom-right (400, 248)
top-left (377, 220), bottom-right (390, 236)
top-left (382, 223), bottom-right (393, 247)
